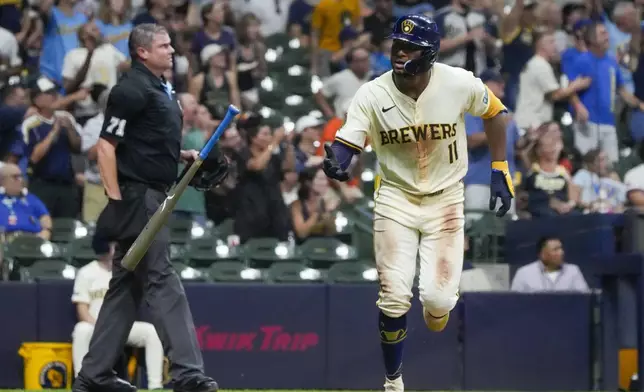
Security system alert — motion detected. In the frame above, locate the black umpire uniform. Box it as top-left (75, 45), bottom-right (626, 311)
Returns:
top-left (73, 60), bottom-right (219, 392)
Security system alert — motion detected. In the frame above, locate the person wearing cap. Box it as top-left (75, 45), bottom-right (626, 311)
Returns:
top-left (20, 76), bottom-right (82, 218)
top-left (515, 31), bottom-right (591, 130)
top-left (499, 0), bottom-right (538, 110)
top-left (293, 115), bottom-right (325, 173)
top-left (71, 233), bottom-right (164, 389)
top-left (73, 24), bottom-right (224, 392)
top-left (464, 69), bottom-right (520, 222)
top-left (188, 43), bottom-right (241, 112)
top-left (561, 18), bottom-right (592, 75)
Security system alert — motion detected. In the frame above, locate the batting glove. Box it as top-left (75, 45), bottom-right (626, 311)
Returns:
top-left (323, 144), bottom-right (350, 182)
top-left (489, 160), bottom-right (515, 217)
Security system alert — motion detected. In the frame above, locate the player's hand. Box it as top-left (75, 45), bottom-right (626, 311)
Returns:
top-left (323, 144), bottom-right (350, 182)
top-left (489, 161), bottom-right (515, 217)
top-left (180, 149), bottom-right (199, 163)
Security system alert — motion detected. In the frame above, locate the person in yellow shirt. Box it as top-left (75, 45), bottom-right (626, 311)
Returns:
top-left (310, 0), bottom-right (361, 77)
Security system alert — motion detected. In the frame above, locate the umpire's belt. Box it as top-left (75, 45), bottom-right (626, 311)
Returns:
top-left (120, 181), bottom-right (170, 195)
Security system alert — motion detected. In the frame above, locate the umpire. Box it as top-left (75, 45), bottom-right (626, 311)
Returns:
top-left (73, 23), bottom-right (226, 392)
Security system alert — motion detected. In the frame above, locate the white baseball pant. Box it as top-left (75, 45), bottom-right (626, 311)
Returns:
top-left (373, 180), bottom-right (465, 318)
top-left (72, 321), bottom-right (164, 389)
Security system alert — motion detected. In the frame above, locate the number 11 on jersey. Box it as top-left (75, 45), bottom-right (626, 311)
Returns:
top-left (448, 140), bottom-right (458, 164)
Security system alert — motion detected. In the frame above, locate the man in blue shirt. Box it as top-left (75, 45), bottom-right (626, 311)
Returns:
top-left (20, 77), bottom-right (82, 218)
top-left (566, 21), bottom-right (644, 164)
top-left (0, 163), bottom-right (52, 241)
top-left (464, 69), bottom-right (520, 222)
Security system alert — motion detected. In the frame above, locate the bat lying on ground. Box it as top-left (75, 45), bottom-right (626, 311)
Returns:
top-left (121, 104), bottom-right (240, 271)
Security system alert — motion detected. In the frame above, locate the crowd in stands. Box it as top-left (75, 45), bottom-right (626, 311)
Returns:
top-left (0, 0), bottom-right (643, 265)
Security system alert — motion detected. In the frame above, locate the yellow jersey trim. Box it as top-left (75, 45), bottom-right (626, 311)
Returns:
top-left (481, 86), bottom-right (506, 119)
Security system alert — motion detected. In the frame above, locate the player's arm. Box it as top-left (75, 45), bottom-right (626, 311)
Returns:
top-left (323, 87), bottom-right (371, 181)
top-left (98, 81), bottom-right (146, 200)
top-left (466, 75), bottom-right (514, 217)
top-left (71, 269), bottom-right (95, 324)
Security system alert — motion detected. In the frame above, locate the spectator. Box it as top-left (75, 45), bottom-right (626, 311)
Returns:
top-left (131, 0), bottom-right (170, 26)
top-left (0, 84), bottom-right (28, 163)
top-left (71, 234), bottom-right (164, 389)
top-left (464, 69), bottom-right (520, 221)
top-left (603, 1), bottom-right (640, 93)
top-left (290, 166), bottom-right (339, 243)
top-left (235, 13), bottom-right (267, 109)
top-left (39, 0), bottom-right (89, 84)
top-left (94, 0), bottom-right (134, 58)
top-left (630, 24), bottom-right (644, 144)
top-left (191, 2), bottom-right (236, 71)
top-left (434, 0), bottom-right (491, 76)
top-left (511, 235), bottom-right (589, 292)
top-left (567, 21), bottom-right (644, 164)
top-left (500, 0), bottom-right (538, 110)
top-left (287, 0), bottom-right (316, 46)
top-left (175, 94), bottom-right (208, 224)
top-left (21, 77), bottom-right (82, 218)
top-left (281, 169), bottom-right (299, 207)
top-left (228, 0), bottom-right (291, 38)
top-left (315, 47), bottom-right (371, 119)
top-left (0, 26), bottom-right (23, 78)
top-left (371, 37), bottom-right (393, 77)
top-left (391, 0), bottom-right (435, 18)
top-left (310, 0), bottom-right (361, 78)
top-left (78, 85), bottom-right (110, 223)
top-left (62, 21), bottom-right (128, 125)
top-left (521, 122), bottom-right (580, 218)
top-left (561, 18), bottom-right (592, 75)
top-left (624, 143), bottom-right (644, 208)
top-left (234, 113), bottom-right (294, 243)
top-left (363, 0), bottom-right (396, 50)
top-left (572, 148), bottom-right (626, 213)
top-left (514, 31), bottom-right (591, 130)
top-left (293, 115), bottom-right (325, 173)
top-left (189, 44), bottom-right (241, 111)
top-left (535, 0), bottom-right (566, 53)
top-left (0, 163), bottom-right (52, 241)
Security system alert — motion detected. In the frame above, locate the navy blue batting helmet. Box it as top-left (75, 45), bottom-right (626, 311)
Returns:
top-left (388, 14), bottom-right (441, 75)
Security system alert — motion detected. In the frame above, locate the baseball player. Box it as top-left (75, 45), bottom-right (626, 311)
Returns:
top-left (71, 233), bottom-right (164, 389)
top-left (323, 14), bottom-right (515, 392)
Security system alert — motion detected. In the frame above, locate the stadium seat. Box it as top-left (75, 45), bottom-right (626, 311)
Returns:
top-left (267, 261), bottom-right (322, 283)
top-left (173, 262), bottom-right (209, 282)
top-left (68, 237), bottom-right (99, 267)
top-left (186, 237), bottom-right (241, 268)
top-left (280, 94), bottom-right (316, 120)
top-left (21, 259), bottom-right (76, 282)
top-left (169, 218), bottom-right (193, 245)
top-left (5, 235), bottom-right (61, 267)
top-left (243, 237), bottom-right (297, 268)
top-left (214, 218), bottom-right (235, 239)
top-left (209, 260), bottom-right (260, 282)
top-left (258, 76), bottom-right (288, 111)
top-left (327, 262), bottom-right (377, 284)
top-left (271, 65), bottom-right (313, 96)
top-left (264, 32), bottom-right (290, 50)
top-left (299, 237), bottom-right (357, 269)
top-left (170, 243), bottom-right (187, 263)
top-left (50, 218), bottom-right (87, 244)
top-left (467, 210), bottom-right (507, 263)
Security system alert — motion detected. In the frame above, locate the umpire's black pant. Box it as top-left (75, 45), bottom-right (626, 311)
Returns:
top-left (78, 182), bottom-right (204, 386)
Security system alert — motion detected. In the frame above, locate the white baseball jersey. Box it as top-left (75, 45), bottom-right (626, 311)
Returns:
top-left (336, 63), bottom-right (506, 195)
top-left (71, 261), bottom-right (112, 320)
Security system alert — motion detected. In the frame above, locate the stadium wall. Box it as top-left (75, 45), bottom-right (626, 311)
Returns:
top-left (0, 281), bottom-right (595, 391)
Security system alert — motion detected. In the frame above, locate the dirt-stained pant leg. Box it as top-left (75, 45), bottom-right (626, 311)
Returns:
top-left (373, 184), bottom-right (421, 318)
top-left (418, 183), bottom-right (465, 317)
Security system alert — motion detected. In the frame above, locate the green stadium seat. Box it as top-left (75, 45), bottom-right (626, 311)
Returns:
top-left (258, 76), bottom-right (288, 110)
top-left (22, 259), bottom-right (76, 282)
top-left (169, 218), bottom-right (193, 245)
top-left (467, 210), bottom-right (507, 263)
top-left (6, 235), bottom-right (61, 267)
top-left (209, 260), bottom-right (260, 282)
top-left (243, 237), bottom-right (297, 268)
top-left (327, 262), bottom-right (377, 284)
top-left (214, 218), bottom-right (235, 239)
top-left (264, 32), bottom-right (290, 50)
top-left (299, 237), bottom-right (357, 269)
top-left (173, 262), bottom-right (209, 282)
top-left (280, 94), bottom-right (316, 119)
top-left (267, 261), bottom-right (322, 283)
top-left (170, 244), bottom-right (187, 263)
top-left (51, 218), bottom-right (88, 244)
top-left (68, 237), bottom-right (98, 267)
top-left (186, 237), bottom-right (241, 268)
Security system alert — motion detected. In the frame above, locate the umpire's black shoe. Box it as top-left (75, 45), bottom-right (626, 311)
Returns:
top-left (173, 376), bottom-right (218, 392)
top-left (72, 374), bottom-right (137, 392)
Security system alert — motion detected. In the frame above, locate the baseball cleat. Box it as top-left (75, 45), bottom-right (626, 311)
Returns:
top-left (423, 308), bottom-right (449, 332)
top-left (384, 375), bottom-right (404, 392)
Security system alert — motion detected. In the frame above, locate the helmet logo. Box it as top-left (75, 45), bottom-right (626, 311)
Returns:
top-left (401, 19), bottom-right (414, 34)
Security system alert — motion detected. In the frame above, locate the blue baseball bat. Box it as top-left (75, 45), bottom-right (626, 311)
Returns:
top-left (121, 104), bottom-right (240, 271)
